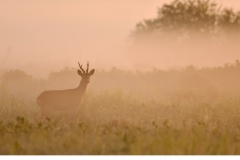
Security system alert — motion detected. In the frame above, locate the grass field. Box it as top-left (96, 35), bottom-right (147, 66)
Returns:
top-left (1, 66), bottom-right (240, 155)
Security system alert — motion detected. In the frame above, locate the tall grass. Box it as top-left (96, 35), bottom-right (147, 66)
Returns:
top-left (1, 64), bottom-right (240, 154)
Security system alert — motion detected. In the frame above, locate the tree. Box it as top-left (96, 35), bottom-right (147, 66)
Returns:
top-left (132, 0), bottom-right (240, 39)
top-left (3, 70), bottom-right (32, 82)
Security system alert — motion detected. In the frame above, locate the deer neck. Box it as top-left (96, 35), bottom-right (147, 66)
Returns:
top-left (77, 79), bottom-right (89, 96)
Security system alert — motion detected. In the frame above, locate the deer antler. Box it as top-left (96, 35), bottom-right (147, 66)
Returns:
top-left (86, 61), bottom-right (89, 73)
top-left (78, 62), bottom-right (85, 74)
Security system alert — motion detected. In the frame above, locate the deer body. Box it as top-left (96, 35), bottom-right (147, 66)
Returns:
top-left (37, 62), bottom-right (95, 117)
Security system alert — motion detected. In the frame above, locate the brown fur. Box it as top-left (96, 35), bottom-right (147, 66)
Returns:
top-left (36, 63), bottom-right (95, 118)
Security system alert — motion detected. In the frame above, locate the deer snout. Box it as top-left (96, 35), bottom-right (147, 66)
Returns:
top-left (84, 77), bottom-right (90, 83)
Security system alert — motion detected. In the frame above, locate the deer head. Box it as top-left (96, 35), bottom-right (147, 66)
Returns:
top-left (77, 62), bottom-right (95, 83)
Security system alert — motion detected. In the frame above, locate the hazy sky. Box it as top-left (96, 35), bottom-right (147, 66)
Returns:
top-left (1, 0), bottom-right (240, 77)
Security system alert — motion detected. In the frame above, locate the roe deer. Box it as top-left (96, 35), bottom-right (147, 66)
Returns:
top-left (37, 62), bottom-right (95, 118)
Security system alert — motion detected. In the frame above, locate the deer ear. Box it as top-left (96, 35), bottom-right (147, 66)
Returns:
top-left (77, 70), bottom-right (84, 77)
top-left (88, 69), bottom-right (95, 76)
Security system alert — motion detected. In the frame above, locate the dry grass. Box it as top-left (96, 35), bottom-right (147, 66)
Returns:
top-left (1, 66), bottom-right (240, 155)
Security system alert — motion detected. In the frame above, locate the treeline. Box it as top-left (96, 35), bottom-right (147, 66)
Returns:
top-left (1, 61), bottom-right (240, 101)
top-left (133, 0), bottom-right (240, 38)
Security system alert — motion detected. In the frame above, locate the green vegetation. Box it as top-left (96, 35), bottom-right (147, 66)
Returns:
top-left (1, 63), bottom-right (240, 154)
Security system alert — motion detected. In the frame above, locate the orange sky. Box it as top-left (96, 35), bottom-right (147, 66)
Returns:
top-left (0, 0), bottom-right (240, 77)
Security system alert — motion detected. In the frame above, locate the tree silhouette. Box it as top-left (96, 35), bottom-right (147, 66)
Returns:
top-left (132, 0), bottom-right (240, 38)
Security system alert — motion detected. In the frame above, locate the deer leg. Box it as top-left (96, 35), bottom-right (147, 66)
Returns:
top-left (40, 105), bottom-right (52, 118)
top-left (64, 110), bottom-right (78, 122)
top-left (76, 106), bottom-right (87, 123)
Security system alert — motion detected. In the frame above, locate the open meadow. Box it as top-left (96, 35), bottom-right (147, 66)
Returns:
top-left (1, 63), bottom-right (240, 155)
top-left (2, 0), bottom-right (240, 156)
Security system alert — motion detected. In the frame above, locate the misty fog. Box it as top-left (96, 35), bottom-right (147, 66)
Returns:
top-left (2, 1), bottom-right (240, 155)
top-left (1, 0), bottom-right (240, 78)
